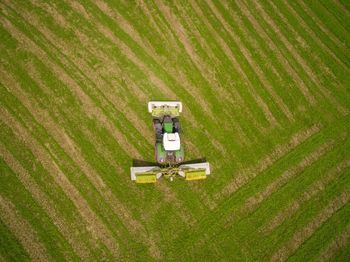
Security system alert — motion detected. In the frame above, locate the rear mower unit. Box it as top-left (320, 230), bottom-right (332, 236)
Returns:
top-left (130, 101), bottom-right (211, 183)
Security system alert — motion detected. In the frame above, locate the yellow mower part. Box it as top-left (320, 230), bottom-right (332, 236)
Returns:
top-left (185, 169), bottom-right (207, 181)
top-left (135, 172), bottom-right (157, 184)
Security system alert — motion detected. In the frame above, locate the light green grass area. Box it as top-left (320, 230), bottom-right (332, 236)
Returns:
top-left (0, 0), bottom-right (349, 260)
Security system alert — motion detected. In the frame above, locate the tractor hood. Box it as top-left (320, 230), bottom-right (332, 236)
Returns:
top-left (163, 132), bottom-right (181, 151)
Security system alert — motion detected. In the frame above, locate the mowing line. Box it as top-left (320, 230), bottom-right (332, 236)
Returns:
top-left (207, 0), bottom-right (296, 121)
top-left (0, 66), bottom-right (162, 260)
top-left (297, 0), bottom-right (350, 52)
top-left (147, 0), bottom-right (265, 140)
top-left (7, 0), bottom-right (154, 149)
top-left (201, 0), bottom-right (293, 122)
top-left (0, 108), bottom-right (120, 259)
top-left (86, 0), bottom-right (254, 152)
top-left (252, 0), bottom-right (348, 115)
top-left (279, 0), bottom-right (349, 71)
top-left (317, 223), bottom-right (350, 262)
top-left (261, 159), bottom-right (350, 235)
top-left (92, 0), bottom-right (217, 123)
top-left (187, 0), bottom-right (278, 127)
top-left (0, 14), bottom-right (142, 160)
top-left (0, 145), bottom-right (91, 260)
top-left (234, 0), bottom-right (317, 107)
top-left (0, 195), bottom-right (51, 261)
top-left (216, 124), bottom-right (321, 200)
top-left (240, 138), bottom-right (336, 215)
top-left (333, 0), bottom-right (350, 18)
top-left (271, 187), bottom-right (350, 262)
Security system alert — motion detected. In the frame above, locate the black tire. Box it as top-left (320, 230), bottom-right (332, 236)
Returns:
top-left (173, 118), bottom-right (181, 133)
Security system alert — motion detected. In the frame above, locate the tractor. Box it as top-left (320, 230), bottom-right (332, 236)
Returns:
top-left (130, 101), bottom-right (210, 183)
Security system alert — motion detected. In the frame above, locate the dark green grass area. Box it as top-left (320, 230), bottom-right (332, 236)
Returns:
top-left (0, 0), bottom-right (349, 260)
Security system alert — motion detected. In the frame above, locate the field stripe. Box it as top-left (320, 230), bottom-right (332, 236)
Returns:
top-left (0, 64), bottom-right (162, 260)
top-left (279, 0), bottom-right (349, 71)
top-left (239, 138), bottom-right (336, 215)
top-left (334, 0), bottom-right (350, 18)
top-left (207, 0), bottom-right (298, 118)
top-left (217, 124), bottom-right (321, 200)
top-left (252, 0), bottom-right (348, 115)
top-left (147, 1), bottom-right (266, 139)
top-left (93, 0), bottom-right (217, 123)
top-left (201, 0), bottom-right (294, 122)
top-left (0, 13), bottom-right (142, 160)
top-left (0, 144), bottom-right (91, 260)
top-left (0, 108), bottom-right (120, 259)
top-left (0, 195), bottom-right (51, 261)
top-left (234, 0), bottom-right (317, 107)
top-left (271, 186), bottom-right (350, 261)
top-left (187, 0), bottom-right (278, 126)
top-left (298, 0), bottom-right (350, 51)
top-left (4, 0), bottom-right (153, 151)
top-left (150, 0), bottom-right (270, 132)
top-left (317, 223), bottom-right (350, 262)
top-left (262, 159), bottom-right (350, 234)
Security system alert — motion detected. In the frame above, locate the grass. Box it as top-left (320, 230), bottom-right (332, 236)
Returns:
top-left (0, 0), bottom-right (349, 261)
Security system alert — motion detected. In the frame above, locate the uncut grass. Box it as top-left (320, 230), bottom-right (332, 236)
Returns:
top-left (0, 211), bottom-right (30, 261)
top-left (261, 1), bottom-right (350, 113)
top-left (288, 202), bottom-right (350, 261)
top-left (171, 115), bottom-right (349, 258)
top-left (0, 162), bottom-right (79, 261)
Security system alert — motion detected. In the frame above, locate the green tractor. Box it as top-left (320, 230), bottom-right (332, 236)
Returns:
top-left (130, 101), bottom-right (210, 183)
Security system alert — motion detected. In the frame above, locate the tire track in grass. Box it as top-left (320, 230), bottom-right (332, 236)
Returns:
top-left (7, 0), bottom-right (154, 150)
top-left (234, 0), bottom-right (317, 107)
top-left (297, 0), bottom-right (350, 52)
top-left (317, 223), bottom-right (350, 262)
top-left (216, 124), bottom-right (321, 200)
top-left (0, 107), bottom-right (120, 259)
top-left (0, 195), bottom-right (51, 261)
top-left (279, 0), bottom-right (349, 72)
top-left (186, 0), bottom-right (278, 127)
top-left (251, 0), bottom-right (348, 115)
top-left (0, 145), bottom-right (91, 260)
top-left (271, 187), bottom-right (350, 262)
top-left (198, 0), bottom-right (293, 123)
top-left (262, 159), bottom-right (350, 235)
top-left (0, 65), bottom-right (162, 260)
top-left (0, 13), bottom-right (142, 160)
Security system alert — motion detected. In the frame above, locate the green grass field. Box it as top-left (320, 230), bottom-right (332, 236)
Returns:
top-left (1, 0), bottom-right (350, 261)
